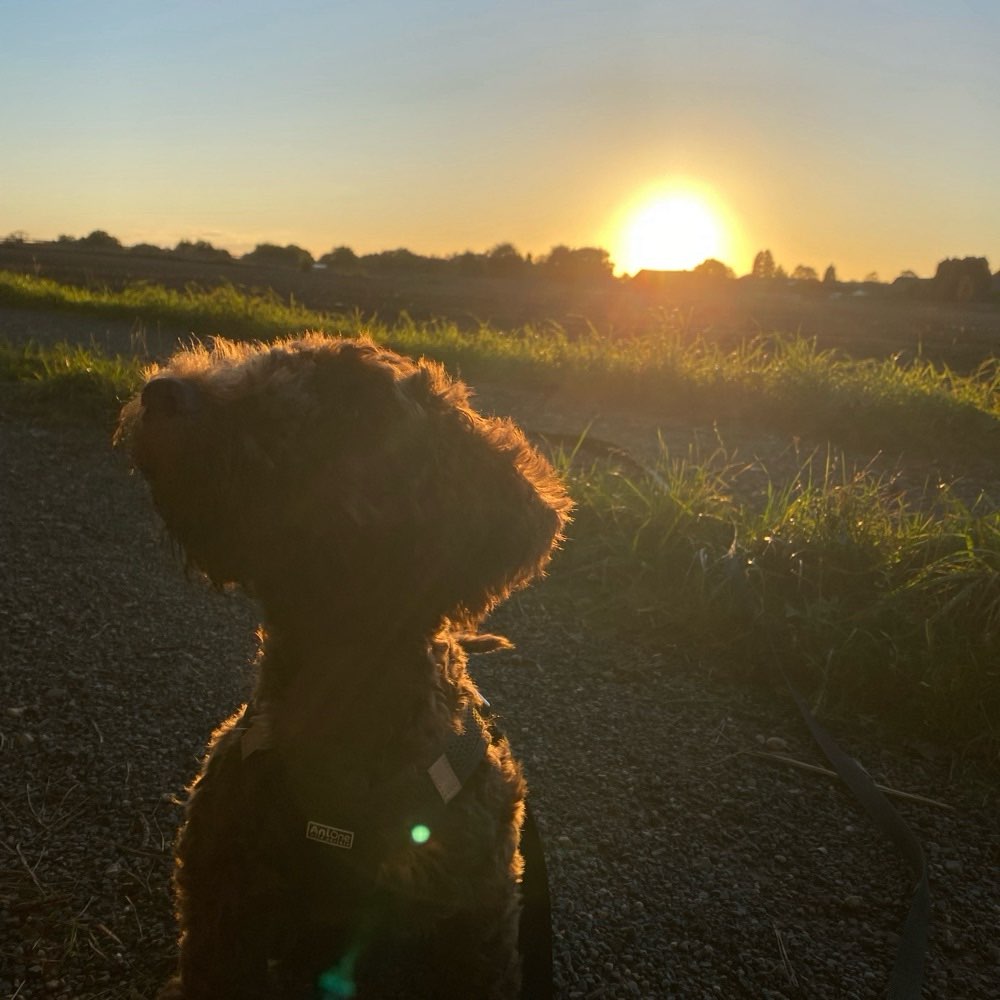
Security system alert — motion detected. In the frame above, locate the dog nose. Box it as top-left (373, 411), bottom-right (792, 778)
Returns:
top-left (142, 377), bottom-right (200, 418)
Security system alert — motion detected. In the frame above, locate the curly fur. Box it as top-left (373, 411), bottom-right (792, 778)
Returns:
top-left (116, 334), bottom-right (572, 999)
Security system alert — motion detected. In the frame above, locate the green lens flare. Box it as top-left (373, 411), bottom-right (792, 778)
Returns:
top-left (410, 824), bottom-right (431, 844)
top-left (318, 967), bottom-right (356, 998)
top-left (318, 947), bottom-right (359, 998)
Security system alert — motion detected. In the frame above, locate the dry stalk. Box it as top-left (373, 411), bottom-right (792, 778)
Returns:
top-left (746, 750), bottom-right (955, 811)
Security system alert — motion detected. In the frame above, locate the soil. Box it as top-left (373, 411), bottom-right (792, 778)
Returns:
top-left (1, 310), bottom-right (998, 999)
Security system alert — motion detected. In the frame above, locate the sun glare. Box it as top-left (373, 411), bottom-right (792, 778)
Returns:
top-left (614, 189), bottom-right (730, 275)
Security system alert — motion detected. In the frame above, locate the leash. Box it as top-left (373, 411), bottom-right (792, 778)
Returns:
top-left (518, 800), bottom-right (554, 999)
top-left (784, 677), bottom-right (930, 999)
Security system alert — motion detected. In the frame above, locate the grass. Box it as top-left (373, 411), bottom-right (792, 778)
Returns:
top-left (2, 269), bottom-right (998, 460)
top-left (0, 339), bottom-right (142, 423)
top-left (1, 271), bottom-right (998, 758)
top-left (555, 442), bottom-right (1000, 751)
top-left (0, 270), bottom-right (329, 341)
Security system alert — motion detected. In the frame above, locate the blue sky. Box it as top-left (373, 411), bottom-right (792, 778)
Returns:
top-left (2, 0), bottom-right (998, 278)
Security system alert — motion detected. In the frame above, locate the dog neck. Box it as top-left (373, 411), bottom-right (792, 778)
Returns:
top-left (252, 618), bottom-right (471, 777)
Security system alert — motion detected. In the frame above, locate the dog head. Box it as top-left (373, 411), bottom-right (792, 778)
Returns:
top-left (117, 334), bottom-right (572, 632)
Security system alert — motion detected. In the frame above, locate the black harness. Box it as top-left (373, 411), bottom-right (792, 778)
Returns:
top-left (239, 698), bottom-right (491, 875)
top-left (237, 694), bottom-right (553, 999)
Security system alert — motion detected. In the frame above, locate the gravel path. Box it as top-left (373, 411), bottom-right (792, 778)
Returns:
top-left (1, 311), bottom-right (999, 998)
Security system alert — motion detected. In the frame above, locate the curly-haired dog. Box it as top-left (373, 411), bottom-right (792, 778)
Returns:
top-left (116, 334), bottom-right (571, 999)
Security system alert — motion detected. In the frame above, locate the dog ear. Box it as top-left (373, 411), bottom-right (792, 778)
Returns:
top-left (378, 363), bottom-right (573, 624)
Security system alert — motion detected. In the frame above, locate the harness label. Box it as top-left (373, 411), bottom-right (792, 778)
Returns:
top-left (305, 821), bottom-right (355, 850)
top-left (428, 753), bottom-right (462, 804)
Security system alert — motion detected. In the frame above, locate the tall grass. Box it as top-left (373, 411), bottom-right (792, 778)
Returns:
top-left (554, 441), bottom-right (999, 751)
top-left (0, 339), bottom-right (142, 422)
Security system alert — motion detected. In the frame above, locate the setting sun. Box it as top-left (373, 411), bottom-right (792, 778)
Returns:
top-left (613, 188), bottom-right (732, 275)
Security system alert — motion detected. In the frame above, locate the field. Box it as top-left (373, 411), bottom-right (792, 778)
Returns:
top-left (3, 239), bottom-right (1000, 371)
top-left (2, 260), bottom-right (999, 760)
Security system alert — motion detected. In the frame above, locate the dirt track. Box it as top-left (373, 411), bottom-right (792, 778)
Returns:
top-left (1, 310), bottom-right (999, 998)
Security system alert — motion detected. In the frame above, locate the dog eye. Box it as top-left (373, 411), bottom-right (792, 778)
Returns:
top-left (141, 377), bottom-right (200, 418)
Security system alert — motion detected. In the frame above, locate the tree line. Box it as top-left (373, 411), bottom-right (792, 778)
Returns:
top-left (3, 230), bottom-right (995, 301)
top-left (746, 248), bottom-right (995, 302)
top-left (5, 231), bottom-right (615, 284)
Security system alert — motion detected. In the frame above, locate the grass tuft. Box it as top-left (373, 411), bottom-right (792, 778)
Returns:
top-left (0, 339), bottom-right (142, 423)
top-left (553, 440), bottom-right (999, 752)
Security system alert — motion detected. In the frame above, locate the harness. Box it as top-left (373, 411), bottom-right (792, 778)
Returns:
top-left (236, 673), bottom-right (553, 999)
top-left (238, 697), bottom-right (491, 874)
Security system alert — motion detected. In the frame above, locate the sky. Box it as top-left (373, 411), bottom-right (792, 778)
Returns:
top-left (2, 0), bottom-right (998, 280)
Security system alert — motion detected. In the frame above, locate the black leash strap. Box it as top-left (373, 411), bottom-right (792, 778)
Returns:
top-left (518, 801), bottom-right (554, 999)
top-left (786, 681), bottom-right (930, 1000)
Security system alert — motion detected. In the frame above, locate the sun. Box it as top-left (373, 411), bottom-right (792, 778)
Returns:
top-left (613, 188), bottom-right (730, 274)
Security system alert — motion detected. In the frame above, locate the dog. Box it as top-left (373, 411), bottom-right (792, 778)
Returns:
top-left (116, 334), bottom-right (571, 999)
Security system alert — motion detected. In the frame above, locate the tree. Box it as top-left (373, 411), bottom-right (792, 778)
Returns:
top-left (449, 251), bottom-right (487, 277)
top-left (933, 257), bottom-right (991, 302)
top-left (791, 265), bottom-right (819, 282)
top-left (130, 242), bottom-right (169, 257)
top-left (485, 242), bottom-right (529, 278)
top-left (864, 271), bottom-right (880, 283)
top-left (242, 243), bottom-right (314, 269)
top-left (539, 245), bottom-right (613, 282)
top-left (173, 239), bottom-right (232, 262)
top-left (319, 246), bottom-right (359, 269)
top-left (78, 230), bottom-right (122, 249)
top-left (822, 264), bottom-right (837, 285)
top-left (362, 248), bottom-right (429, 272)
top-left (692, 258), bottom-right (734, 279)
top-left (898, 269), bottom-right (918, 280)
top-left (751, 249), bottom-right (776, 280)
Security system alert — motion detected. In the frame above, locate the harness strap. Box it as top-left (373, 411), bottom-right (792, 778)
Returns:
top-left (239, 701), bottom-right (488, 858)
